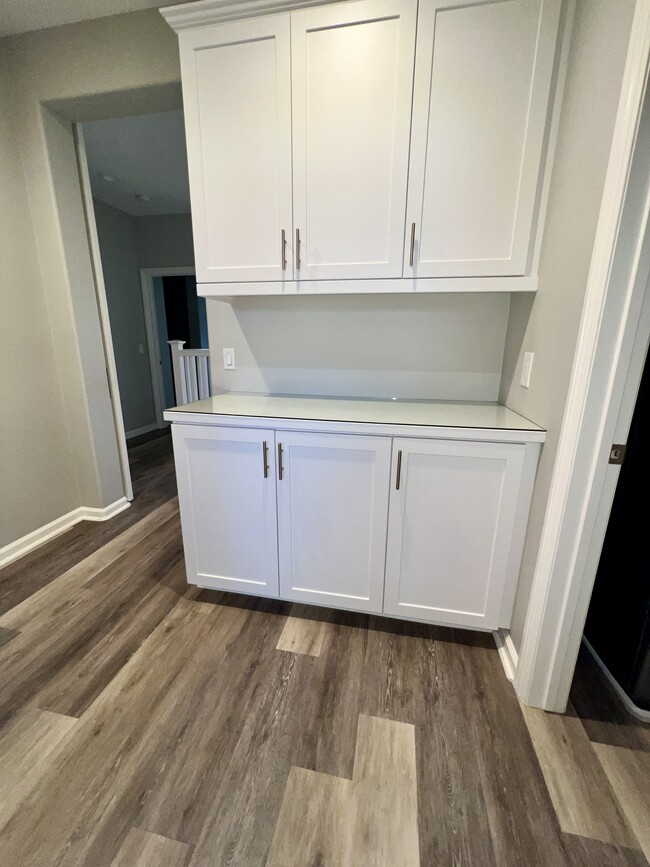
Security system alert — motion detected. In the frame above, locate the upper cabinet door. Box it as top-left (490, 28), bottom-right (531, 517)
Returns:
top-left (290, 0), bottom-right (417, 280)
top-left (179, 16), bottom-right (293, 283)
top-left (404, 0), bottom-right (561, 278)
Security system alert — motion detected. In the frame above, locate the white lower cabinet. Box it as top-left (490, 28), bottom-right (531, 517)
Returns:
top-left (170, 418), bottom-right (538, 631)
top-left (172, 424), bottom-right (279, 596)
top-left (384, 438), bottom-right (525, 629)
top-left (276, 432), bottom-right (391, 611)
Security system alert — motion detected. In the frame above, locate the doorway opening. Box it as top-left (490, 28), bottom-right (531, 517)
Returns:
top-left (140, 267), bottom-right (209, 427)
top-left (75, 108), bottom-right (204, 501)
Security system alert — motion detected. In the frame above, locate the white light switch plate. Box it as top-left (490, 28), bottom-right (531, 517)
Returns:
top-left (521, 351), bottom-right (534, 388)
top-left (223, 348), bottom-right (236, 370)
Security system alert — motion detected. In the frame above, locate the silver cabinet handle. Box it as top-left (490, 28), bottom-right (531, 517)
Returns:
top-left (409, 223), bottom-right (416, 267)
top-left (278, 442), bottom-right (284, 481)
top-left (295, 228), bottom-right (301, 270)
top-left (396, 450), bottom-right (403, 490)
top-left (281, 230), bottom-right (287, 270)
top-left (262, 440), bottom-right (269, 478)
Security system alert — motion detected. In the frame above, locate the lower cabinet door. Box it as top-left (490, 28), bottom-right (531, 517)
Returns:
top-left (277, 432), bottom-right (391, 612)
top-left (172, 424), bottom-right (279, 596)
top-left (384, 438), bottom-right (525, 629)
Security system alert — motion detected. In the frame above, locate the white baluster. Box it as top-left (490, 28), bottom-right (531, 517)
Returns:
top-left (187, 355), bottom-right (199, 402)
top-left (168, 340), bottom-right (188, 405)
top-left (198, 354), bottom-right (210, 399)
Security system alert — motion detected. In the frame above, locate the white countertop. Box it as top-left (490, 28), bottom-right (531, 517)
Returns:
top-left (164, 392), bottom-right (544, 433)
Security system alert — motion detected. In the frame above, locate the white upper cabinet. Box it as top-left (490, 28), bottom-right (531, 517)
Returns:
top-left (178, 15), bottom-right (293, 283)
top-left (168, 0), bottom-right (563, 292)
top-left (289, 0), bottom-right (417, 280)
top-left (404, 0), bottom-right (561, 278)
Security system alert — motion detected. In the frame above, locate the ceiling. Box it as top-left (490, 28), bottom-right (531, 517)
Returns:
top-left (0, 0), bottom-right (197, 37)
top-left (84, 110), bottom-right (191, 217)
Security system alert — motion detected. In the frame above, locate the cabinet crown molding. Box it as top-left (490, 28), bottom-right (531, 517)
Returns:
top-left (161, 0), bottom-right (332, 31)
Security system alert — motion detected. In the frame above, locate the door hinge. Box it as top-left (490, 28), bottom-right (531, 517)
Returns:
top-left (608, 444), bottom-right (627, 465)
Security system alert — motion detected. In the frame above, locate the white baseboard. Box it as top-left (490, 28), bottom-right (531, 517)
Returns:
top-left (125, 423), bottom-right (161, 440)
top-left (582, 637), bottom-right (650, 723)
top-left (0, 497), bottom-right (131, 570)
top-left (494, 628), bottom-right (519, 682)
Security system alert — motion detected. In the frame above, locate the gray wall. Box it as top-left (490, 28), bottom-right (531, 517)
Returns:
top-left (499, 0), bottom-right (636, 651)
top-left (92, 201), bottom-right (195, 433)
top-left (0, 52), bottom-right (80, 548)
top-left (93, 200), bottom-right (157, 434)
top-left (208, 294), bottom-right (511, 400)
top-left (3, 8), bottom-right (184, 532)
top-left (136, 213), bottom-right (195, 269)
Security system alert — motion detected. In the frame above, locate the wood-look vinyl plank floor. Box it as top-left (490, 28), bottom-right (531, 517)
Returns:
top-left (0, 432), bottom-right (176, 618)
top-left (0, 707), bottom-right (77, 833)
top-left (594, 744), bottom-right (650, 860)
top-left (463, 638), bottom-right (574, 866)
top-left (0, 433), bottom-right (647, 866)
top-left (0, 600), bottom-right (247, 866)
top-left (520, 699), bottom-right (637, 847)
top-left (267, 714), bottom-right (419, 867)
top-left (0, 514), bottom-right (185, 726)
top-left (111, 827), bottom-right (192, 867)
top-left (0, 626), bottom-right (18, 649)
top-left (360, 620), bottom-right (498, 866)
top-left (276, 603), bottom-right (330, 656)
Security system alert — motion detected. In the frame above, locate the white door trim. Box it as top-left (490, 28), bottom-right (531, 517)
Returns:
top-left (74, 125), bottom-right (133, 502)
top-left (140, 267), bottom-right (196, 427)
top-left (515, 0), bottom-right (650, 711)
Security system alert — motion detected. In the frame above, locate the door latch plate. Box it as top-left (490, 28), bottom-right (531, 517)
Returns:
top-left (608, 444), bottom-right (627, 465)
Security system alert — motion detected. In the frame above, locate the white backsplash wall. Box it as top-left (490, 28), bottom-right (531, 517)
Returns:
top-left (207, 294), bottom-right (510, 401)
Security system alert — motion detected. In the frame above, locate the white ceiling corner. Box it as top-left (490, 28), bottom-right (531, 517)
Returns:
top-left (0, 0), bottom-right (196, 38)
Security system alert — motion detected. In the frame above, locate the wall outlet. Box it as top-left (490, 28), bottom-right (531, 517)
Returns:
top-left (138, 344), bottom-right (145, 355)
top-left (223, 348), bottom-right (236, 370)
top-left (521, 351), bottom-right (534, 388)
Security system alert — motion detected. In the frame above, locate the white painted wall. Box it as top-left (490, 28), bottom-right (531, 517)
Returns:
top-left (208, 294), bottom-right (510, 401)
top-left (2, 9), bottom-right (184, 524)
top-left (499, 0), bottom-right (636, 651)
top-left (0, 53), bottom-right (80, 548)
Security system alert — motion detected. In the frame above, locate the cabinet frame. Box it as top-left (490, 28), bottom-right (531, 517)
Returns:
top-left (167, 409), bottom-right (543, 630)
top-left (166, 0), bottom-right (568, 296)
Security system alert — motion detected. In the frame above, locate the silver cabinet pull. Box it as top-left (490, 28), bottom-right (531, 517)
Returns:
top-left (295, 228), bottom-right (301, 270)
top-left (281, 230), bottom-right (287, 270)
top-left (396, 450), bottom-right (402, 490)
top-left (262, 440), bottom-right (269, 478)
top-left (278, 442), bottom-right (284, 481)
top-left (409, 223), bottom-right (416, 267)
